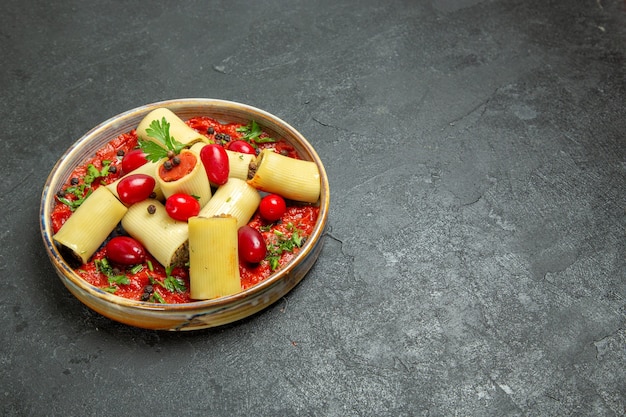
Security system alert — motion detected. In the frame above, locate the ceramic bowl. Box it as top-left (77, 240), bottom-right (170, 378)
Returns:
top-left (40, 98), bottom-right (329, 331)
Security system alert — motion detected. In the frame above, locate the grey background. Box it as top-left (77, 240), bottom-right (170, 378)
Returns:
top-left (1, 0), bottom-right (624, 416)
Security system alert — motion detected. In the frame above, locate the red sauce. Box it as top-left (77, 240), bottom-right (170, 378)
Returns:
top-left (51, 131), bottom-right (138, 234)
top-left (51, 116), bottom-right (320, 304)
top-left (241, 205), bottom-right (319, 287)
top-left (158, 151), bottom-right (196, 182)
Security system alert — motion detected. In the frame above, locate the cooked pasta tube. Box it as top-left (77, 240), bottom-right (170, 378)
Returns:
top-left (226, 150), bottom-right (256, 180)
top-left (53, 186), bottom-right (128, 264)
top-left (121, 199), bottom-right (189, 267)
top-left (106, 161), bottom-right (164, 202)
top-left (198, 178), bottom-right (260, 228)
top-left (188, 215), bottom-right (241, 300)
top-left (136, 107), bottom-right (206, 147)
top-left (188, 143), bottom-right (256, 182)
top-left (247, 149), bottom-right (321, 203)
top-left (156, 150), bottom-right (212, 207)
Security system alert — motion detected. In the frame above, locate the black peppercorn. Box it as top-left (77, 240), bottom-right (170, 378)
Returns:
top-left (141, 284), bottom-right (154, 301)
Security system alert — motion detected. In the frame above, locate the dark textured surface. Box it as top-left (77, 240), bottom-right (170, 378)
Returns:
top-left (1, 0), bottom-right (624, 415)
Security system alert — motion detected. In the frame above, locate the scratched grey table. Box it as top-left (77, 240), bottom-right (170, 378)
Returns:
top-left (2, 0), bottom-right (624, 415)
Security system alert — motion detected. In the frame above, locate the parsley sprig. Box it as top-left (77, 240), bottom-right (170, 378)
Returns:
top-left (139, 117), bottom-right (186, 162)
top-left (236, 120), bottom-right (275, 144)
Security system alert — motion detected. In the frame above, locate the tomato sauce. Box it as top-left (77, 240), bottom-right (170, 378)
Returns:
top-left (51, 131), bottom-right (138, 234)
top-left (158, 151), bottom-right (196, 182)
top-left (51, 116), bottom-right (319, 304)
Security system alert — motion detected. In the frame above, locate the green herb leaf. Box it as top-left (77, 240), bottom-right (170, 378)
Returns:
top-left (140, 117), bottom-right (186, 162)
top-left (83, 161), bottom-right (111, 186)
top-left (291, 230), bottom-right (302, 247)
top-left (148, 266), bottom-right (187, 293)
top-left (254, 136), bottom-right (276, 144)
top-left (57, 188), bottom-right (93, 211)
top-left (164, 276), bottom-right (186, 293)
top-left (129, 264), bottom-right (144, 274)
top-left (236, 120), bottom-right (275, 144)
top-left (108, 274), bottom-right (131, 286)
top-left (268, 255), bottom-right (280, 271)
top-left (264, 226), bottom-right (306, 270)
top-left (149, 291), bottom-right (166, 304)
top-left (137, 139), bottom-right (169, 162)
top-left (95, 258), bottom-right (130, 286)
top-left (57, 161), bottom-right (111, 211)
top-left (164, 265), bottom-right (187, 292)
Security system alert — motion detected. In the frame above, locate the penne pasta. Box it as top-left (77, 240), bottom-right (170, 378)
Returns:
top-left (247, 149), bottom-right (321, 203)
top-left (188, 215), bottom-right (241, 300)
top-left (121, 199), bottom-right (189, 267)
top-left (136, 107), bottom-right (206, 147)
top-left (156, 150), bottom-right (212, 207)
top-left (198, 178), bottom-right (260, 228)
top-left (106, 161), bottom-right (164, 202)
top-left (53, 186), bottom-right (128, 264)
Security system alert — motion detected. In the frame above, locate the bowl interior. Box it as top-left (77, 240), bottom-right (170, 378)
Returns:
top-left (40, 98), bottom-right (329, 328)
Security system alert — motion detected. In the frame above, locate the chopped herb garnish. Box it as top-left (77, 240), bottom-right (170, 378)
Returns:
top-left (56, 161), bottom-right (112, 211)
top-left (164, 265), bottom-right (187, 292)
top-left (95, 258), bottom-right (131, 287)
top-left (149, 291), bottom-right (166, 304)
top-left (148, 265), bottom-right (187, 294)
top-left (164, 275), bottom-right (187, 293)
top-left (254, 136), bottom-right (277, 144)
top-left (83, 161), bottom-right (111, 185)
top-left (138, 117), bottom-right (186, 162)
top-left (107, 274), bottom-right (131, 286)
top-left (57, 187), bottom-right (93, 211)
top-left (236, 120), bottom-right (275, 144)
top-left (265, 225), bottom-right (306, 270)
top-left (129, 264), bottom-right (144, 274)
